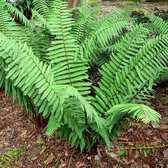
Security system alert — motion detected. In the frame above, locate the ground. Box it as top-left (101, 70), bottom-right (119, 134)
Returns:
top-left (0, 83), bottom-right (168, 168)
top-left (0, 1), bottom-right (168, 168)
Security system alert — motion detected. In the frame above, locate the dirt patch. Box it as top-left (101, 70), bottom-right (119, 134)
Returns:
top-left (101, 1), bottom-right (168, 13)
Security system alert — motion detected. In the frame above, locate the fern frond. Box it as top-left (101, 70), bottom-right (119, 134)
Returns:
top-left (74, 7), bottom-right (135, 61)
top-left (75, 20), bottom-right (129, 61)
top-left (47, 0), bottom-right (91, 96)
top-left (106, 103), bottom-right (161, 132)
top-left (98, 25), bottom-right (149, 66)
top-left (0, 0), bottom-right (22, 40)
top-left (33, 0), bottom-right (49, 18)
top-left (6, 2), bottom-right (35, 29)
top-left (147, 15), bottom-right (168, 35)
top-left (93, 36), bottom-right (168, 113)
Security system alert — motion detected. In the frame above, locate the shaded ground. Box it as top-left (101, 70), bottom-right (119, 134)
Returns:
top-left (102, 1), bottom-right (168, 13)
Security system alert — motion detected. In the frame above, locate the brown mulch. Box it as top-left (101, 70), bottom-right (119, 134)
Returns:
top-left (102, 1), bottom-right (168, 13)
top-left (0, 82), bottom-right (168, 168)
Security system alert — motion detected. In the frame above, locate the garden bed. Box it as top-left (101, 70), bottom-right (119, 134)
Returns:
top-left (0, 1), bottom-right (168, 167)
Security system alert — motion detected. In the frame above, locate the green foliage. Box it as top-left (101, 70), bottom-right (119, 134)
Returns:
top-left (0, 0), bottom-right (167, 150)
top-left (0, 148), bottom-right (20, 168)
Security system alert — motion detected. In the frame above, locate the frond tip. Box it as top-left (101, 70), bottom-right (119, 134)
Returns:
top-left (106, 103), bottom-right (161, 132)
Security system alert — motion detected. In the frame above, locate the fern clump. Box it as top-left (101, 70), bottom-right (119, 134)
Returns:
top-left (0, 0), bottom-right (167, 150)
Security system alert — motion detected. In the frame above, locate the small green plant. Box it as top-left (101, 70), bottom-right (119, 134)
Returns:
top-left (0, 0), bottom-right (167, 150)
top-left (0, 148), bottom-right (20, 168)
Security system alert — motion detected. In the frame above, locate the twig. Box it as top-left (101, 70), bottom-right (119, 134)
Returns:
top-left (111, 144), bottom-right (168, 151)
top-left (67, 148), bottom-right (76, 168)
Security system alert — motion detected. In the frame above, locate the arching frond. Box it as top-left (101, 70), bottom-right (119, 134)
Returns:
top-left (147, 15), bottom-right (168, 35)
top-left (75, 20), bottom-right (129, 61)
top-left (0, 0), bottom-right (22, 40)
top-left (33, 0), bottom-right (49, 18)
top-left (97, 25), bottom-right (149, 66)
top-left (6, 2), bottom-right (35, 29)
top-left (106, 103), bottom-right (161, 132)
top-left (93, 36), bottom-right (168, 113)
top-left (0, 32), bottom-right (109, 149)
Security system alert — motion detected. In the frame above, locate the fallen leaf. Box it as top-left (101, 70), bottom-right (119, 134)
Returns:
top-left (143, 164), bottom-right (150, 168)
top-left (44, 153), bottom-right (54, 165)
top-left (163, 149), bottom-right (168, 158)
top-left (75, 162), bottom-right (85, 168)
top-left (59, 163), bottom-right (67, 168)
top-left (161, 133), bottom-right (168, 140)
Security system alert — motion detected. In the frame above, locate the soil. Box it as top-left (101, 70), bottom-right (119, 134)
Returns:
top-left (102, 1), bottom-right (168, 13)
top-left (0, 1), bottom-right (168, 168)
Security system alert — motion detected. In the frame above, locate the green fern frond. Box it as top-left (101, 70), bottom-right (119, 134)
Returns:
top-left (98, 25), bottom-right (149, 66)
top-left (6, 2), bottom-right (35, 29)
top-left (93, 35), bottom-right (168, 113)
top-left (147, 15), bottom-right (168, 35)
top-left (106, 103), bottom-right (161, 132)
top-left (74, 7), bottom-right (134, 61)
top-left (33, 0), bottom-right (49, 18)
top-left (0, 0), bottom-right (22, 40)
top-left (47, 0), bottom-right (91, 96)
top-left (75, 20), bottom-right (129, 61)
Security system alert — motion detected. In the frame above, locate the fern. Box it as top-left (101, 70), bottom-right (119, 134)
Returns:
top-left (75, 20), bottom-right (130, 61)
top-left (0, 0), bottom-right (22, 39)
top-left (0, 0), bottom-right (166, 150)
top-left (47, 0), bottom-right (91, 97)
top-left (106, 103), bottom-right (161, 132)
top-left (6, 2), bottom-right (35, 29)
top-left (147, 15), bottom-right (168, 35)
top-left (0, 32), bottom-right (109, 149)
top-left (92, 34), bottom-right (168, 114)
top-left (98, 25), bottom-right (149, 66)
